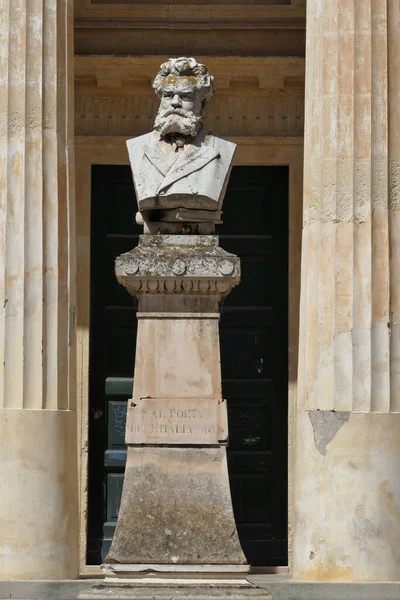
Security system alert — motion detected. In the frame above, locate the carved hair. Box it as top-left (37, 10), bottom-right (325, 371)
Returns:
top-left (153, 57), bottom-right (215, 111)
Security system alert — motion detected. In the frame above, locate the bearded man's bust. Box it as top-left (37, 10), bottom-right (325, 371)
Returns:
top-left (127, 57), bottom-right (236, 230)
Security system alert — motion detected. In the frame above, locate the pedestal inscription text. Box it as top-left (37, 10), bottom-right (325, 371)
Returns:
top-left (126, 397), bottom-right (228, 445)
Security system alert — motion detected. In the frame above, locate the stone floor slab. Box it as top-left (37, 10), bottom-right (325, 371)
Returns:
top-left (2, 577), bottom-right (400, 600)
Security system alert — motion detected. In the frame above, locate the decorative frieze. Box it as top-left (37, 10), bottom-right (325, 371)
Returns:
top-left (115, 235), bottom-right (240, 297)
top-left (75, 57), bottom-right (304, 137)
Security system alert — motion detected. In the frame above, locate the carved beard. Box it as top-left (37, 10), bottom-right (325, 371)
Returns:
top-left (153, 108), bottom-right (202, 137)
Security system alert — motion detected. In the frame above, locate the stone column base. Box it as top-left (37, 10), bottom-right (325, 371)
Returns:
top-left (294, 411), bottom-right (400, 581)
top-left (0, 409), bottom-right (79, 579)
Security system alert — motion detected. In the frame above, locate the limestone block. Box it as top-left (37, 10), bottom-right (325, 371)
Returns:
top-left (106, 447), bottom-right (246, 565)
top-left (133, 316), bottom-right (222, 400)
top-left (0, 409), bottom-right (79, 579)
top-left (79, 585), bottom-right (272, 600)
top-left (102, 563), bottom-right (250, 585)
top-left (295, 411), bottom-right (400, 581)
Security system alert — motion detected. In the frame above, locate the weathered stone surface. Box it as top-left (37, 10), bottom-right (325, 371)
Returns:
top-left (108, 233), bottom-right (245, 574)
top-left (108, 236), bottom-right (246, 572)
top-left (126, 398), bottom-right (228, 445)
top-left (298, 0), bottom-right (400, 413)
top-left (294, 412), bottom-right (400, 581)
top-left (0, 410), bottom-right (79, 579)
top-left (106, 447), bottom-right (246, 565)
top-left (127, 128), bottom-right (236, 214)
top-left (133, 314), bottom-right (222, 400)
top-left (308, 411), bottom-right (350, 457)
top-left (115, 235), bottom-right (240, 298)
top-left (80, 584), bottom-right (272, 600)
top-left (0, 0), bottom-right (79, 581)
top-left (8, 577), bottom-right (400, 600)
top-left (294, 0), bottom-right (400, 583)
top-left (102, 563), bottom-right (250, 586)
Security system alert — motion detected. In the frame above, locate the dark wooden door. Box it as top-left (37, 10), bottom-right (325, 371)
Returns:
top-left (87, 164), bottom-right (288, 567)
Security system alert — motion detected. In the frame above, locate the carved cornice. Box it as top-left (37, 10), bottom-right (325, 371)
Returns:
top-left (75, 0), bottom-right (306, 28)
top-left (75, 56), bottom-right (304, 90)
top-left (75, 56), bottom-right (305, 137)
top-left (115, 235), bottom-right (240, 298)
top-left (116, 276), bottom-right (238, 297)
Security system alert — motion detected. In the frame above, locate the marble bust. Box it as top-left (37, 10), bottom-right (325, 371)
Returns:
top-left (126, 57), bottom-right (236, 231)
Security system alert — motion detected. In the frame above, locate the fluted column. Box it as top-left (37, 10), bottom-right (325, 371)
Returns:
top-left (0, 0), bottom-right (78, 578)
top-left (294, 0), bottom-right (400, 581)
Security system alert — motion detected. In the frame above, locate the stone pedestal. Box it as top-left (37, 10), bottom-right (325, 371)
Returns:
top-left (83, 235), bottom-right (270, 599)
top-left (294, 0), bottom-right (400, 582)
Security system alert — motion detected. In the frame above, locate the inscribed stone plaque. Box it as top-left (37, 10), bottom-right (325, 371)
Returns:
top-left (126, 397), bottom-right (228, 445)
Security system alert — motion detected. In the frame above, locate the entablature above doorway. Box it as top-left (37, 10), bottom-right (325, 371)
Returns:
top-left (74, 0), bottom-right (306, 56)
top-left (75, 0), bottom-right (306, 28)
top-left (75, 56), bottom-right (305, 138)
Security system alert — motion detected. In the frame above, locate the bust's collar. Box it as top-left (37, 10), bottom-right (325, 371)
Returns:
top-left (150, 125), bottom-right (213, 149)
top-left (144, 125), bottom-right (218, 181)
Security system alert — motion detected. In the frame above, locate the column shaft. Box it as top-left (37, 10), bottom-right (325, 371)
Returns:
top-left (295, 0), bottom-right (400, 581)
top-left (0, 0), bottom-right (78, 578)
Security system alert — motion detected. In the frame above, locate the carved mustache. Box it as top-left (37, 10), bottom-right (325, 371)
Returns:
top-left (159, 108), bottom-right (193, 118)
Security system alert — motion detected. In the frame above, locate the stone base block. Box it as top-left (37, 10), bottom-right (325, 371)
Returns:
top-left (102, 564), bottom-right (250, 586)
top-left (78, 584), bottom-right (272, 600)
top-left (294, 411), bottom-right (400, 581)
top-left (0, 409), bottom-right (79, 579)
top-left (106, 447), bottom-right (246, 565)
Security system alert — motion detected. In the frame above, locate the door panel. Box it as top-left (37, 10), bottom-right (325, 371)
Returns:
top-left (219, 166), bottom-right (288, 564)
top-left (87, 164), bottom-right (288, 566)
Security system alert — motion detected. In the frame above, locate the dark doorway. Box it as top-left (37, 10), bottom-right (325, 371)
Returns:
top-left (87, 164), bottom-right (288, 567)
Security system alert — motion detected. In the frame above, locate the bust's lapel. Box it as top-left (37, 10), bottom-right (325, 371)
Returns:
top-left (143, 131), bottom-right (171, 176)
top-left (158, 130), bottom-right (219, 192)
top-left (143, 148), bottom-right (170, 177)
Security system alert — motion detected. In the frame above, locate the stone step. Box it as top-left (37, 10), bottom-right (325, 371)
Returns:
top-left (1, 578), bottom-right (400, 600)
